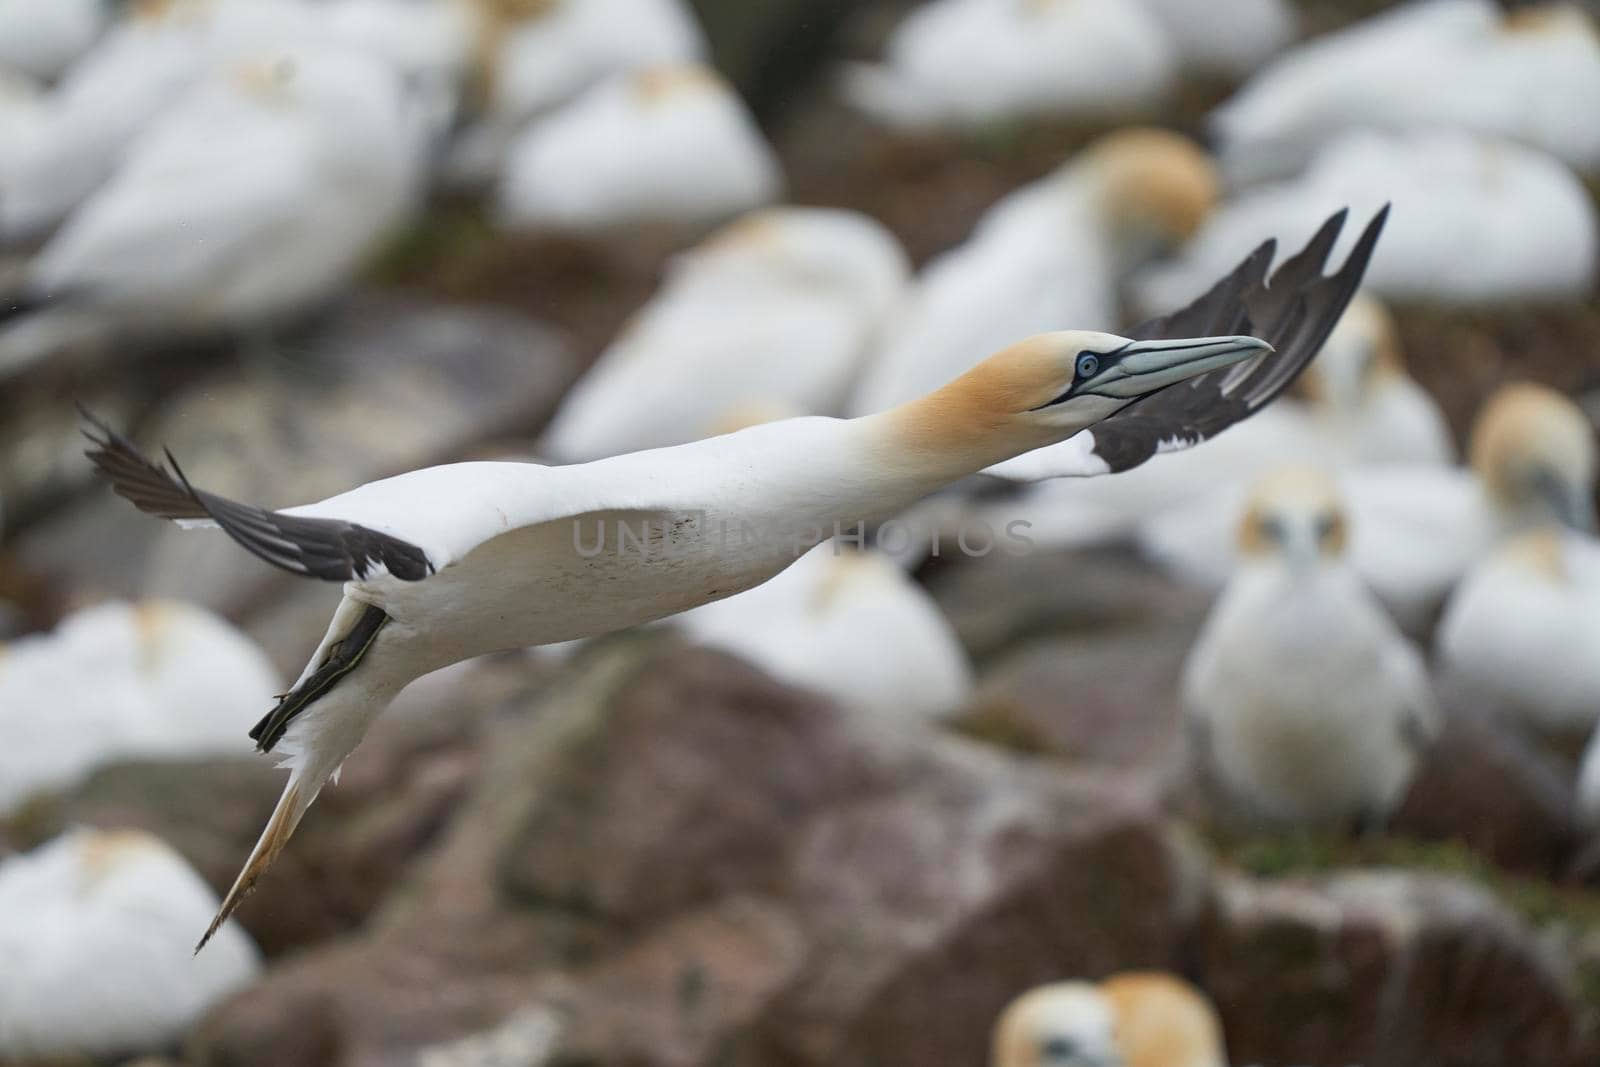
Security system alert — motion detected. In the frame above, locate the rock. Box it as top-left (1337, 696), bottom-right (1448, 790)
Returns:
top-left (1197, 870), bottom-right (1598, 1067)
top-left (10, 292), bottom-right (576, 615)
top-left (189, 639), bottom-right (1209, 1066)
top-left (1393, 708), bottom-right (1578, 878)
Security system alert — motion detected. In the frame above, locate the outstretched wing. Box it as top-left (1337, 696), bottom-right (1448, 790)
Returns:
top-left (81, 409), bottom-right (436, 582)
top-left (987, 205), bottom-right (1388, 481)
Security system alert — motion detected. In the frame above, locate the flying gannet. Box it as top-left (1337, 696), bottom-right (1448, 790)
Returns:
top-left (1183, 467), bottom-right (1437, 828)
top-left (82, 208), bottom-right (1384, 948)
top-left (993, 972), bottom-right (1228, 1067)
top-left (542, 206), bottom-right (909, 461)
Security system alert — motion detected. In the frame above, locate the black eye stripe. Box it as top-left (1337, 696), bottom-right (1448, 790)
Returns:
top-left (1031, 341), bottom-right (1132, 410)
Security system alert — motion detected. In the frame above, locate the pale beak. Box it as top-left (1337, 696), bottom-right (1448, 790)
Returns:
top-left (1085, 335), bottom-right (1274, 399)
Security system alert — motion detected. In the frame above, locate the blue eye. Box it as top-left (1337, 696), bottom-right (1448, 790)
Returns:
top-left (1075, 353), bottom-right (1100, 379)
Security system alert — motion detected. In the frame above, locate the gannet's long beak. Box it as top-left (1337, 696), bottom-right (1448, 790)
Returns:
top-left (1536, 469), bottom-right (1598, 534)
top-left (1083, 335), bottom-right (1274, 399)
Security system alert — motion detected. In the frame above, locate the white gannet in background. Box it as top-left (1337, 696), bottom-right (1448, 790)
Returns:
top-left (0, 599), bottom-right (281, 814)
top-left (675, 543), bottom-right (973, 722)
top-left (1438, 529), bottom-right (1600, 742)
top-left (1209, 0), bottom-right (1600, 179)
top-left (0, 66), bottom-right (39, 145)
top-left (0, 0), bottom-right (108, 82)
top-left (496, 64), bottom-right (782, 232)
top-left (81, 208), bottom-right (1382, 948)
top-left (541, 207), bottom-right (909, 461)
top-left (840, 0), bottom-right (1175, 131)
top-left (993, 972), bottom-right (1227, 1067)
top-left (1, 42), bottom-right (428, 372)
top-left (1136, 129), bottom-right (1597, 310)
top-left (1183, 467), bottom-right (1437, 828)
top-left (1579, 717), bottom-right (1600, 832)
top-left (986, 286), bottom-right (1447, 551)
top-left (850, 127), bottom-right (1220, 418)
top-left (1145, 381), bottom-right (1596, 630)
top-left (1137, 0), bottom-right (1298, 80)
top-left (0, 828), bottom-right (260, 1060)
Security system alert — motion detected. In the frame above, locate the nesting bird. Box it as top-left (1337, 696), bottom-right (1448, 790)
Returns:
top-left (1182, 467), bottom-right (1437, 827)
top-left (0, 599), bottom-right (281, 813)
top-left (676, 544), bottom-right (973, 722)
top-left (993, 972), bottom-right (1227, 1067)
top-left (851, 127), bottom-right (1219, 416)
top-left (542, 207), bottom-right (908, 461)
top-left (841, 0), bottom-right (1176, 130)
top-left (496, 64), bottom-right (782, 232)
top-left (1136, 129), bottom-right (1598, 309)
top-left (1210, 0), bottom-right (1600, 178)
top-left (0, 828), bottom-right (260, 1060)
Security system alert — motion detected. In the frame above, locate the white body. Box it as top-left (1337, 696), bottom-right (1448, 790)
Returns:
top-left (1578, 718), bottom-right (1600, 830)
top-left (0, 600), bottom-right (281, 813)
top-left (20, 41), bottom-right (424, 327)
top-left (542, 208), bottom-right (909, 461)
top-left (1211, 0), bottom-right (1600, 176)
top-left (0, 0), bottom-right (106, 81)
top-left (676, 544), bottom-right (973, 721)
top-left (841, 0), bottom-right (1174, 130)
top-left (496, 66), bottom-right (781, 231)
top-left (1138, 0), bottom-right (1297, 78)
top-left (1136, 130), bottom-right (1598, 308)
top-left (1185, 558), bottom-right (1435, 824)
top-left (0, 829), bottom-right (259, 1058)
top-left (1438, 530), bottom-right (1600, 737)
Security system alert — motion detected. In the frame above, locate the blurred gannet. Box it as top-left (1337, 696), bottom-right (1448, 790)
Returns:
top-left (1438, 528), bottom-right (1600, 740)
top-left (1578, 715), bottom-right (1600, 831)
top-left (1146, 382), bottom-right (1596, 629)
top-left (1136, 129), bottom-right (1597, 309)
top-left (1210, 0), bottom-right (1600, 178)
top-left (993, 972), bottom-right (1227, 1067)
top-left (81, 208), bottom-right (1381, 948)
top-left (0, 828), bottom-right (260, 1059)
top-left (542, 207), bottom-right (908, 461)
top-left (851, 128), bottom-right (1219, 417)
top-left (1183, 467), bottom-right (1437, 827)
top-left (496, 64), bottom-right (781, 232)
top-left (841, 0), bottom-right (1175, 130)
top-left (2, 42), bottom-right (427, 364)
top-left (676, 544), bottom-right (972, 721)
top-left (0, 599), bottom-right (281, 813)
top-left (0, 0), bottom-right (107, 81)
top-left (1138, 0), bottom-right (1298, 79)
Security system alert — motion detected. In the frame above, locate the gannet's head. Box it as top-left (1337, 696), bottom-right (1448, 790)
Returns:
top-left (1471, 382), bottom-right (1597, 533)
top-left (1100, 972), bottom-right (1229, 1067)
top-left (1296, 293), bottom-right (1405, 413)
top-left (1079, 128), bottom-right (1219, 261)
top-left (1238, 466), bottom-right (1349, 571)
top-left (992, 983), bottom-right (1121, 1067)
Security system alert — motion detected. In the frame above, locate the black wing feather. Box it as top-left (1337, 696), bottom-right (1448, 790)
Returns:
top-left (1088, 205), bottom-right (1389, 473)
top-left (80, 407), bottom-right (435, 582)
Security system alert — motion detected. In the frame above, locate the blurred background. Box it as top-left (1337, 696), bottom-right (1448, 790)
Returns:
top-left (2, 0), bottom-right (1600, 1064)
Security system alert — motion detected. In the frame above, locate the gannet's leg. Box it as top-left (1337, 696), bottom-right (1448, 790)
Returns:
top-left (249, 600), bottom-right (389, 752)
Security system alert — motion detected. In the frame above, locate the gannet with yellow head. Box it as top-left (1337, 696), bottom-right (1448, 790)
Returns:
top-left (81, 209), bottom-right (1383, 949)
top-left (993, 972), bottom-right (1227, 1067)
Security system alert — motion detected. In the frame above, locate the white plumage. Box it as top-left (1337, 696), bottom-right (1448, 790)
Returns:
top-left (1438, 529), bottom-right (1600, 740)
top-left (840, 0), bottom-right (1175, 130)
top-left (0, 828), bottom-right (260, 1059)
top-left (541, 207), bottom-right (908, 461)
top-left (1210, 0), bottom-right (1600, 178)
top-left (1183, 467), bottom-right (1437, 826)
top-left (1137, 129), bottom-right (1598, 309)
top-left (0, 0), bottom-right (107, 81)
top-left (0, 600), bottom-right (281, 813)
top-left (676, 544), bottom-right (972, 722)
top-left (496, 64), bottom-right (782, 232)
top-left (1138, 0), bottom-right (1298, 79)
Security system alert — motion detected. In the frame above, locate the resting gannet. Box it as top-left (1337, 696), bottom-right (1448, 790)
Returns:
top-left (1136, 129), bottom-right (1597, 309)
top-left (676, 544), bottom-right (972, 722)
top-left (994, 972), bottom-right (1227, 1067)
top-left (1438, 528), bottom-right (1600, 741)
top-left (542, 207), bottom-right (909, 461)
top-left (0, 828), bottom-right (260, 1059)
top-left (0, 0), bottom-right (107, 81)
top-left (851, 127), bottom-right (1219, 417)
top-left (841, 0), bottom-right (1174, 131)
top-left (1183, 468), bottom-right (1438, 827)
top-left (496, 64), bottom-right (781, 232)
top-left (1210, 0), bottom-right (1600, 178)
top-left (1139, 0), bottom-right (1298, 79)
top-left (82, 208), bottom-right (1382, 949)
